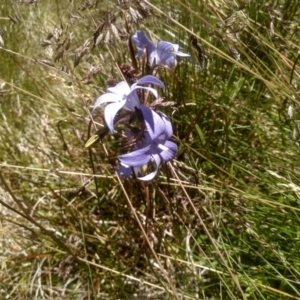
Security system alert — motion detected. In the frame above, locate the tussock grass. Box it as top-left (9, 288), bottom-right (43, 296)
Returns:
top-left (1, 0), bottom-right (300, 299)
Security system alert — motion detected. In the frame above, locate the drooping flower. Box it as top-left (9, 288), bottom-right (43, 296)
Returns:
top-left (132, 30), bottom-right (190, 69)
top-left (118, 105), bottom-right (178, 181)
top-left (92, 75), bottom-right (164, 132)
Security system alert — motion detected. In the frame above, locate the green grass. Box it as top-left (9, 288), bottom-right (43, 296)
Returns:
top-left (1, 0), bottom-right (300, 299)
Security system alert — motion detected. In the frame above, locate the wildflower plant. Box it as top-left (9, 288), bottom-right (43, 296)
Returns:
top-left (132, 30), bottom-right (190, 69)
top-left (88, 30), bottom-right (190, 181)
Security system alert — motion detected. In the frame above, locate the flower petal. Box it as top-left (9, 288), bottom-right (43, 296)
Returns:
top-left (135, 75), bottom-right (165, 90)
top-left (149, 50), bottom-right (159, 66)
top-left (156, 41), bottom-right (190, 68)
top-left (118, 164), bottom-right (132, 178)
top-left (123, 89), bottom-right (140, 110)
top-left (104, 100), bottom-right (126, 132)
top-left (118, 145), bottom-right (151, 167)
top-left (107, 81), bottom-right (130, 95)
top-left (137, 154), bottom-right (161, 181)
top-left (157, 112), bottom-right (173, 139)
top-left (132, 30), bottom-right (156, 57)
top-left (131, 85), bottom-right (158, 99)
top-left (92, 93), bottom-right (120, 114)
top-left (174, 50), bottom-right (191, 57)
top-left (157, 41), bottom-right (175, 55)
top-left (156, 41), bottom-right (176, 68)
top-left (140, 105), bottom-right (166, 140)
top-left (159, 140), bottom-right (178, 161)
top-left (172, 43), bottom-right (190, 57)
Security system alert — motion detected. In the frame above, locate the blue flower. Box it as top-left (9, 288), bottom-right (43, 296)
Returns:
top-left (118, 105), bottom-right (178, 181)
top-left (132, 30), bottom-right (190, 69)
top-left (92, 75), bottom-right (165, 132)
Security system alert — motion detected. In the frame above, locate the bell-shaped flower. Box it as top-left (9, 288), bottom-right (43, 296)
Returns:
top-left (118, 105), bottom-right (178, 181)
top-left (92, 75), bottom-right (164, 132)
top-left (132, 30), bottom-right (190, 69)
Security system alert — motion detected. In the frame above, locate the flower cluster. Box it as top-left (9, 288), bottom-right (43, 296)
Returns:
top-left (90, 30), bottom-right (189, 181)
top-left (132, 30), bottom-right (190, 69)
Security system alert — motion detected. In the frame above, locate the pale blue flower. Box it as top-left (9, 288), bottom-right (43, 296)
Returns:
top-left (93, 75), bottom-right (164, 132)
top-left (132, 30), bottom-right (190, 69)
top-left (118, 105), bottom-right (178, 181)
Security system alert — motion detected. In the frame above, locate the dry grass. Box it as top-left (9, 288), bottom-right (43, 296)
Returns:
top-left (1, 0), bottom-right (300, 299)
